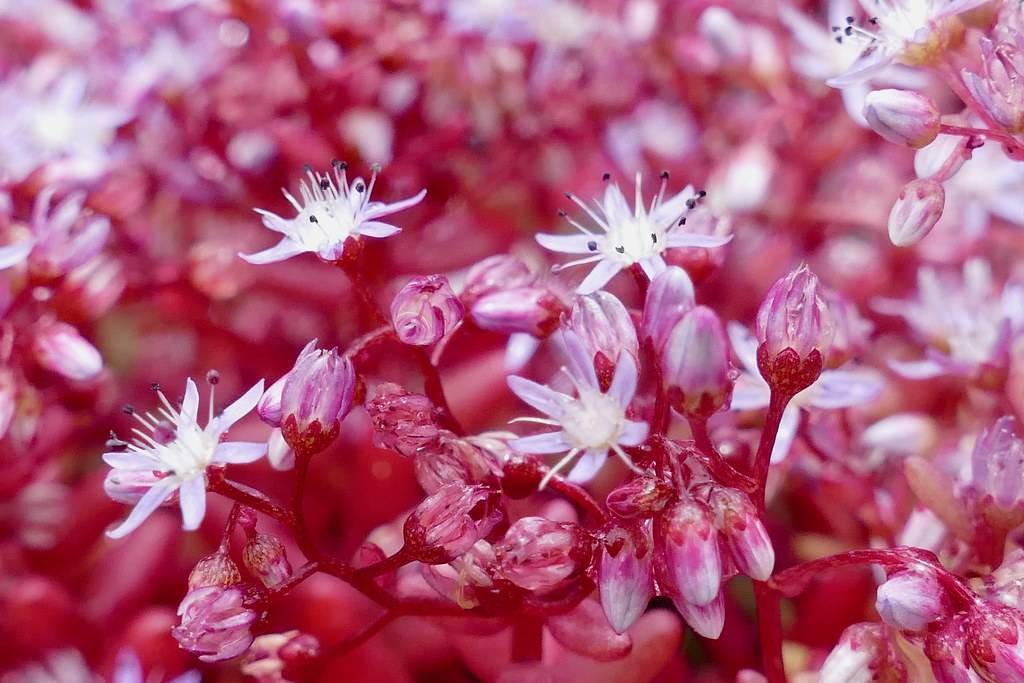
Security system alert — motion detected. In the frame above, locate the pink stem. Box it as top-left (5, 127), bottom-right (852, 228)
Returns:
top-left (939, 122), bottom-right (1019, 145)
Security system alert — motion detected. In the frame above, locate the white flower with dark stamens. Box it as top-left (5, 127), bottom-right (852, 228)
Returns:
top-left (103, 378), bottom-right (266, 538)
top-left (536, 173), bottom-right (732, 294)
top-left (507, 332), bottom-right (648, 488)
top-left (240, 162), bottom-right (426, 265)
top-left (826, 0), bottom-right (993, 87)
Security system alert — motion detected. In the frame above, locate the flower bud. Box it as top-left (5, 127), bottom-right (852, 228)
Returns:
top-left (605, 473), bottom-right (675, 519)
top-left (60, 255), bottom-right (126, 319)
top-left (655, 496), bottom-right (721, 606)
top-left (875, 569), bottom-right (949, 632)
top-left (470, 287), bottom-right (564, 337)
top-left (642, 266), bottom-right (695, 353)
top-left (709, 486), bottom-right (774, 581)
top-left (414, 431), bottom-right (503, 493)
top-left (403, 483), bottom-right (504, 564)
top-left (421, 540), bottom-right (498, 609)
top-left (243, 532), bottom-right (293, 589)
top-left (674, 589), bottom-right (725, 640)
top-left (599, 524), bottom-right (654, 634)
top-left (172, 585), bottom-right (257, 662)
top-left (924, 615), bottom-right (975, 683)
top-left (494, 517), bottom-right (590, 593)
top-left (462, 254), bottom-right (536, 304)
top-left (965, 601), bottom-right (1024, 682)
top-left (820, 623), bottom-right (904, 683)
top-left (32, 322), bottom-right (103, 382)
top-left (365, 382), bottom-right (441, 457)
top-left (863, 89), bottom-right (941, 148)
top-left (189, 550), bottom-right (243, 589)
top-left (391, 274), bottom-right (464, 346)
top-left (241, 630), bottom-right (321, 683)
top-left (755, 265), bottom-right (831, 394)
top-left (566, 292), bottom-right (639, 387)
top-left (971, 416), bottom-right (1024, 529)
top-left (662, 307), bottom-right (734, 417)
top-left (273, 344), bottom-right (356, 455)
top-left (888, 178), bottom-right (945, 247)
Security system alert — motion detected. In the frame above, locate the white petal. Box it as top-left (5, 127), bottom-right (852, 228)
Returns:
top-left (508, 376), bottom-right (568, 418)
top-left (730, 373), bottom-right (771, 410)
top-left (826, 47), bottom-right (893, 88)
top-left (106, 481), bottom-right (175, 539)
top-left (665, 232), bottom-right (733, 249)
top-left (618, 420), bottom-right (649, 447)
top-left (181, 378), bottom-right (200, 424)
top-left (727, 322), bottom-right (761, 375)
top-left (255, 209), bottom-right (294, 235)
top-left (536, 232), bottom-right (595, 254)
top-left (210, 379), bottom-right (265, 435)
top-left (608, 351), bottom-right (639, 405)
top-left (0, 239), bottom-right (33, 270)
top-left (561, 330), bottom-right (600, 389)
top-left (356, 221), bottom-right (402, 238)
top-left (505, 333), bottom-right (540, 372)
top-left (179, 476), bottom-right (207, 531)
top-left (361, 189), bottom-right (426, 220)
top-left (638, 255), bottom-right (666, 280)
top-left (510, 431), bottom-right (572, 454)
top-left (103, 450), bottom-right (161, 470)
top-left (807, 369), bottom-right (884, 409)
top-left (602, 183), bottom-right (632, 225)
top-left (576, 259), bottom-right (624, 295)
top-left (769, 405), bottom-right (802, 464)
top-left (651, 185), bottom-right (696, 224)
top-left (567, 450), bottom-right (608, 482)
top-left (213, 441), bottom-right (268, 464)
top-left (239, 237), bottom-right (309, 265)
top-left (888, 358), bottom-right (947, 380)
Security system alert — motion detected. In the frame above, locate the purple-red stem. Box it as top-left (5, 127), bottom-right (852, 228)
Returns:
top-left (688, 417), bottom-right (758, 494)
top-left (547, 475), bottom-right (608, 524)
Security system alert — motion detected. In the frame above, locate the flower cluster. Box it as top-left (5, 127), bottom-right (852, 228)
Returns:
top-left (5, 1), bottom-right (1024, 682)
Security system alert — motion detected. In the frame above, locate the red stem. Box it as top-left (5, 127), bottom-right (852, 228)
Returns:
top-left (752, 392), bottom-right (792, 509)
top-left (688, 417), bottom-right (758, 493)
top-left (414, 346), bottom-right (463, 435)
top-left (547, 475), bottom-right (608, 524)
top-left (355, 547), bottom-right (414, 579)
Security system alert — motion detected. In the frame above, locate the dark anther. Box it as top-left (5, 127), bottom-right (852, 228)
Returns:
top-left (615, 245), bottom-right (625, 254)
top-left (150, 382), bottom-right (160, 392)
top-left (697, 190), bottom-right (707, 198)
top-left (602, 172), bottom-right (611, 181)
top-left (303, 164), bottom-right (312, 173)
top-left (587, 240), bottom-right (598, 252)
top-left (660, 170), bottom-right (669, 179)
top-left (354, 181), bottom-right (365, 192)
top-left (651, 234), bottom-right (658, 244)
top-left (309, 215), bottom-right (319, 223)
top-left (686, 198), bottom-right (696, 210)
top-left (558, 209), bottom-right (568, 217)
top-left (845, 15), bottom-right (854, 23)
top-left (678, 217), bottom-right (687, 226)
top-left (206, 369), bottom-right (220, 385)
top-left (123, 405), bottom-right (135, 415)
top-left (844, 26), bottom-right (854, 36)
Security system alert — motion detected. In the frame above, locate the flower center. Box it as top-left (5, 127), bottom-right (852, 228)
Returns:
top-left (559, 388), bottom-right (624, 450)
top-left (602, 216), bottom-right (663, 265)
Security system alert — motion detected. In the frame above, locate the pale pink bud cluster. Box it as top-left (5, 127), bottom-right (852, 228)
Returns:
top-left (494, 516), bottom-right (590, 594)
top-left (365, 382), bottom-right (441, 457)
top-left (642, 266), bottom-right (695, 353)
top-left (32, 322), bottom-right (103, 382)
top-left (875, 569), bottom-right (949, 632)
top-left (566, 291), bottom-right (639, 387)
top-left (403, 483), bottom-right (504, 563)
top-left (708, 486), bottom-right (774, 582)
top-left (888, 179), bottom-right (945, 247)
top-left (971, 416), bottom-right (1024, 530)
top-left (661, 306), bottom-right (734, 417)
top-left (259, 341), bottom-right (355, 455)
top-left (863, 89), bottom-right (941, 148)
top-left (172, 585), bottom-right (257, 663)
top-left (390, 274), bottom-right (464, 346)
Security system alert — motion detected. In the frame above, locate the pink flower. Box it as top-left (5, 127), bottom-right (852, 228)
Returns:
top-left (507, 331), bottom-right (648, 487)
top-left (172, 586), bottom-right (257, 663)
top-left (240, 163), bottom-right (425, 264)
top-left (403, 483), bottom-right (504, 563)
top-left (390, 274), bottom-right (464, 346)
top-left (755, 264), bottom-right (834, 360)
top-left (365, 383), bottom-right (441, 457)
top-left (641, 266), bottom-right (695, 354)
top-left (536, 173), bottom-right (731, 294)
top-left (971, 416), bottom-right (1024, 528)
top-left (25, 186), bottom-right (110, 279)
top-left (494, 516), bottom-right (587, 593)
top-left (32, 322), bottom-right (103, 382)
top-left (470, 286), bottom-right (565, 337)
top-left (102, 377), bottom-right (266, 538)
top-left (962, 34), bottom-right (1024, 134)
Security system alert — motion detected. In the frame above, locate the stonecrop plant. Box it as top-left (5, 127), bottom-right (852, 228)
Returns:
top-left (5, 1), bottom-right (1024, 682)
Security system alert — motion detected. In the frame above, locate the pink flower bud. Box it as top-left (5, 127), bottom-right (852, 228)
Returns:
top-left (270, 344), bottom-right (355, 455)
top-left (32, 322), bottom-right (103, 382)
top-left (365, 382), bottom-right (441, 457)
top-left (887, 179), bottom-right (945, 247)
top-left (709, 486), bottom-right (774, 581)
top-left (642, 266), bottom-right (695, 353)
top-left (655, 496), bottom-right (721, 606)
top-left (188, 550), bottom-right (243, 589)
top-left (971, 416), bottom-right (1024, 529)
top-left (241, 630), bottom-right (321, 683)
top-left (403, 483), bottom-right (504, 564)
top-left (875, 569), bottom-right (949, 632)
top-left (756, 264), bottom-right (832, 361)
top-left (674, 590), bottom-right (725, 640)
top-left (599, 525), bottom-right (654, 634)
top-left (495, 517), bottom-right (590, 593)
top-left (391, 274), bottom-right (464, 346)
top-left (414, 431), bottom-right (503, 493)
top-left (470, 287), bottom-right (564, 337)
top-left (243, 532), bottom-right (293, 589)
top-left (924, 615), bottom-right (976, 683)
top-left (60, 255), bottom-right (126, 319)
top-left (966, 602), bottom-right (1024, 682)
top-left (462, 254), bottom-right (536, 304)
top-left (566, 292), bottom-right (639, 385)
top-left (863, 89), bottom-right (941, 148)
top-left (605, 474), bottom-right (675, 519)
top-left (820, 623), bottom-right (904, 683)
top-left (662, 306), bottom-right (734, 417)
top-left (172, 585), bottom-right (257, 662)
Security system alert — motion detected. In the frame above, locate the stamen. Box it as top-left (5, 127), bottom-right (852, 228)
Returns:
top-left (538, 448), bottom-right (581, 491)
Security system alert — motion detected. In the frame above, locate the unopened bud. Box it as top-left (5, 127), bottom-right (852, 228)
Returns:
top-left (655, 497), bottom-right (721, 606)
top-left (674, 590), bottom-right (725, 640)
top-left (241, 630), bottom-right (321, 683)
top-left (414, 431), bottom-right (503, 493)
top-left (599, 525), bottom-right (654, 634)
top-left (403, 483), bottom-right (504, 564)
top-left (888, 178), bottom-right (945, 247)
top-left (470, 287), bottom-right (565, 337)
top-left (461, 254), bottom-right (536, 304)
top-left (243, 532), bottom-right (293, 589)
top-left (605, 474), bottom-right (675, 519)
top-left (709, 486), bottom-right (774, 581)
top-left (189, 550), bottom-right (243, 589)
top-left (642, 266), bottom-right (695, 353)
top-left (875, 569), bottom-right (949, 632)
top-left (172, 585), bottom-right (257, 662)
top-left (864, 89), bottom-right (941, 148)
top-left (495, 517), bottom-right (591, 594)
top-left (820, 623), bottom-right (905, 683)
top-left (391, 274), bottom-right (464, 346)
top-left (965, 601), bottom-right (1024, 682)
top-left (566, 291), bottom-right (639, 389)
top-left (365, 383), bottom-right (441, 457)
top-left (662, 306), bottom-right (734, 417)
top-left (33, 322), bottom-right (103, 382)
top-left (971, 416), bottom-right (1024, 529)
